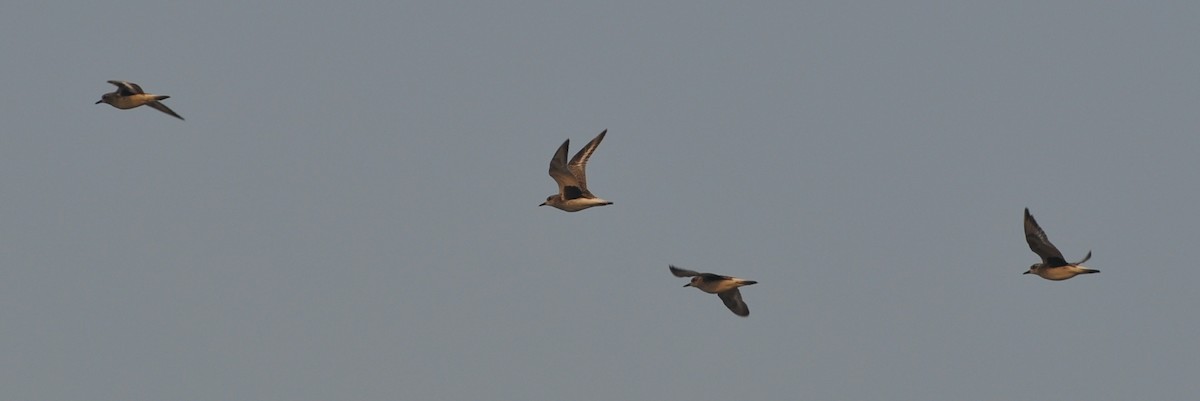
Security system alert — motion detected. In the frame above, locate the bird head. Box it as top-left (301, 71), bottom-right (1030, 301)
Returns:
top-left (1023, 264), bottom-right (1039, 275)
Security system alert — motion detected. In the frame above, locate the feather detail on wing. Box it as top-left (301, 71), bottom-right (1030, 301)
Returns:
top-left (148, 101), bottom-right (184, 120)
top-left (548, 139), bottom-right (582, 198)
top-left (1024, 208), bottom-right (1068, 266)
top-left (669, 265), bottom-right (700, 277)
top-left (718, 289), bottom-right (749, 317)
top-left (108, 80), bottom-right (144, 96)
top-left (567, 130), bottom-right (606, 193)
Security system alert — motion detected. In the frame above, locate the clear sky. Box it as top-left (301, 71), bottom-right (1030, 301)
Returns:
top-left (2, 1), bottom-right (1198, 400)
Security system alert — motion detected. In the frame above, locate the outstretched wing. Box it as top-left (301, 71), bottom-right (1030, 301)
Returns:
top-left (1074, 250), bottom-right (1092, 265)
top-left (107, 80), bottom-right (144, 96)
top-left (567, 129), bottom-right (606, 192)
top-left (1024, 208), bottom-right (1067, 267)
top-left (717, 289), bottom-right (750, 317)
top-left (147, 101), bottom-right (184, 120)
top-left (668, 265), bottom-right (700, 277)
top-left (548, 139), bottom-right (583, 199)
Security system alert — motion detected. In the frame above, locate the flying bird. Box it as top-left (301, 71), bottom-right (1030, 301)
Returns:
top-left (669, 265), bottom-right (758, 317)
top-left (539, 129), bottom-right (613, 212)
top-left (1023, 208), bottom-right (1098, 281)
top-left (95, 80), bottom-right (184, 120)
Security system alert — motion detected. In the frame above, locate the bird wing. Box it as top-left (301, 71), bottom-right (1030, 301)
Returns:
top-left (567, 129), bottom-right (606, 193)
top-left (108, 80), bottom-right (144, 96)
top-left (548, 139), bottom-right (584, 199)
top-left (669, 265), bottom-right (700, 277)
top-left (1074, 250), bottom-right (1092, 265)
top-left (698, 273), bottom-right (732, 282)
top-left (717, 289), bottom-right (750, 317)
top-left (148, 101), bottom-right (184, 120)
top-left (1024, 208), bottom-right (1068, 267)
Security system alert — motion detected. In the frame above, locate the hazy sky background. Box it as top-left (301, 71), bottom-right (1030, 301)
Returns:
top-left (2, 1), bottom-right (1198, 400)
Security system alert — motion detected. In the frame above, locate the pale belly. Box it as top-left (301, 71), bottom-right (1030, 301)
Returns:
top-left (552, 197), bottom-right (612, 212)
top-left (109, 95), bottom-right (158, 109)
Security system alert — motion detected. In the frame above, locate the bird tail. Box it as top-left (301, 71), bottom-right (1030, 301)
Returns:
top-left (155, 95), bottom-right (170, 101)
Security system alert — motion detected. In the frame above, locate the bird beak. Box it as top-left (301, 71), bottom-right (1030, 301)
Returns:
top-left (94, 100), bottom-right (103, 104)
top-left (1022, 271), bottom-right (1031, 275)
top-left (682, 283), bottom-right (692, 287)
top-left (538, 202), bottom-right (546, 207)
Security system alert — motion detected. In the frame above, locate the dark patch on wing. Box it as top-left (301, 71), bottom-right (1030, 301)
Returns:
top-left (562, 186), bottom-right (584, 200)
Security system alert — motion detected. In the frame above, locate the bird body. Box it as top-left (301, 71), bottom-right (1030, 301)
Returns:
top-left (1025, 262), bottom-right (1097, 281)
top-left (684, 274), bottom-right (757, 294)
top-left (99, 93), bottom-right (169, 109)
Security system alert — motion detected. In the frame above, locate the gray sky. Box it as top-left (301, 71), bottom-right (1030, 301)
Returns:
top-left (2, 1), bottom-right (1198, 400)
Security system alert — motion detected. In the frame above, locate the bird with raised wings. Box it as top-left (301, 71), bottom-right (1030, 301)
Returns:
top-left (539, 129), bottom-right (613, 212)
top-left (1023, 208), bottom-right (1098, 281)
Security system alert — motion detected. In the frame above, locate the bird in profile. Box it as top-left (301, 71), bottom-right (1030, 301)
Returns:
top-left (539, 129), bottom-right (613, 212)
top-left (669, 265), bottom-right (757, 317)
top-left (1023, 208), bottom-right (1098, 281)
top-left (95, 80), bottom-right (184, 120)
